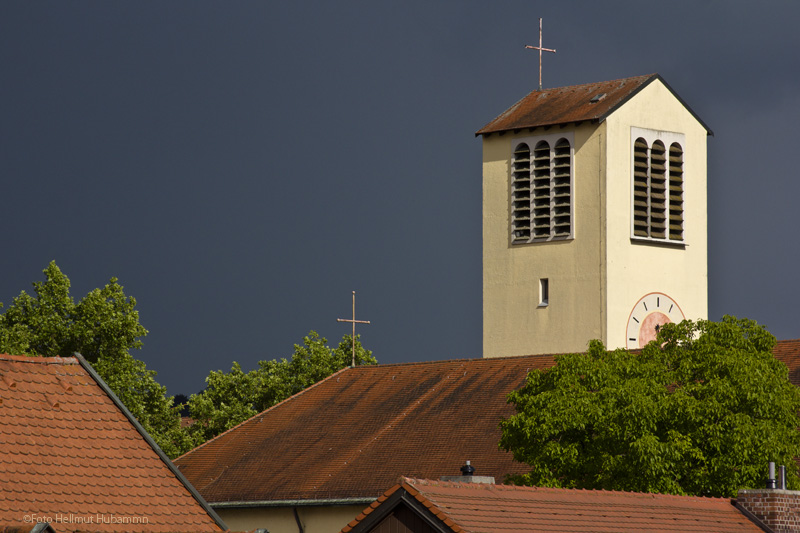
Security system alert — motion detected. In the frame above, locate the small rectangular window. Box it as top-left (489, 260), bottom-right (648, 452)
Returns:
top-left (539, 278), bottom-right (549, 307)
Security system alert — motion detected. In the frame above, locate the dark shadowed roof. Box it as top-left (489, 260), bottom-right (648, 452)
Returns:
top-left (476, 73), bottom-right (713, 136)
top-left (0, 354), bottom-right (225, 533)
top-left (342, 478), bottom-right (765, 533)
top-left (174, 355), bottom-right (556, 504)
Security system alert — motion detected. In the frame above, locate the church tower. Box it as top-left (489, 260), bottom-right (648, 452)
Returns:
top-left (478, 74), bottom-right (711, 357)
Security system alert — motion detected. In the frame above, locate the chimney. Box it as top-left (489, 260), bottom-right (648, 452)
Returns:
top-left (440, 461), bottom-right (495, 484)
top-left (736, 463), bottom-right (800, 532)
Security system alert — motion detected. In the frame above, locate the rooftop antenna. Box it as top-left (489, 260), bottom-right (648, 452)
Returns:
top-left (337, 291), bottom-right (371, 367)
top-left (524, 18), bottom-right (556, 91)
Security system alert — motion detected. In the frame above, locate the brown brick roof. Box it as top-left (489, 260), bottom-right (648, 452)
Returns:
top-left (475, 73), bottom-right (713, 136)
top-left (175, 340), bottom-right (800, 506)
top-left (175, 355), bottom-right (556, 504)
top-left (342, 478), bottom-right (765, 533)
top-left (0, 354), bottom-right (225, 533)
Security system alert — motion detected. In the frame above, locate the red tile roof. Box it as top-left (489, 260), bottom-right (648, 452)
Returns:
top-left (773, 339), bottom-right (800, 386)
top-left (475, 73), bottom-right (712, 136)
top-left (0, 354), bottom-right (225, 533)
top-left (343, 478), bottom-right (765, 533)
top-left (175, 340), bottom-right (800, 507)
top-left (175, 355), bottom-right (556, 504)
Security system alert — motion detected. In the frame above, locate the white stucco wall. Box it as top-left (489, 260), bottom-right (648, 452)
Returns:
top-left (602, 80), bottom-right (708, 348)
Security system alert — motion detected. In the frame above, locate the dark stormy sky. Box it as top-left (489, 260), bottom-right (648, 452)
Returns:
top-left (2, 2), bottom-right (799, 396)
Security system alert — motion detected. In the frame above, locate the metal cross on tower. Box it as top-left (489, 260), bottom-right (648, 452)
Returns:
top-left (524, 18), bottom-right (556, 91)
top-left (337, 291), bottom-right (371, 367)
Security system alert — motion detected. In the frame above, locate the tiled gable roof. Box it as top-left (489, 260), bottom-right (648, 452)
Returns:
top-left (175, 355), bottom-right (556, 504)
top-left (342, 478), bottom-right (765, 533)
top-left (175, 340), bottom-right (800, 506)
top-left (475, 73), bottom-right (713, 136)
top-left (0, 354), bottom-right (225, 533)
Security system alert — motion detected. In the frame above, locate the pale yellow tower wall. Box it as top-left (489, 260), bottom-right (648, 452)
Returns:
top-left (482, 122), bottom-right (607, 357)
top-left (482, 78), bottom-right (708, 358)
top-left (602, 80), bottom-right (708, 348)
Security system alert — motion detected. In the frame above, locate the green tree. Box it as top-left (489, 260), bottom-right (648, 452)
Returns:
top-left (185, 361), bottom-right (259, 443)
top-left (188, 331), bottom-right (376, 443)
top-left (0, 262), bottom-right (191, 457)
top-left (499, 317), bottom-right (800, 497)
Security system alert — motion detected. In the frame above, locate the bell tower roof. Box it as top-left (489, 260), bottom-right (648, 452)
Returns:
top-left (476, 73), bottom-right (712, 137)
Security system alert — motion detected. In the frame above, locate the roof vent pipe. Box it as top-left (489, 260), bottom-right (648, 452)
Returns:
top-left (766, 462), bottom-right (777, 489)
top-left (461, 460), bottom-right (475, 476)
top-left (440, 461), bottom-right (494, 484)
top-left (780, 465), bottom-right (786, 490)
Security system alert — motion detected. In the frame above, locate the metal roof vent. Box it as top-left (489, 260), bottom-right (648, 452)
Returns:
top-left (460, 460), bottom-right (475, 476)
top-left (590, 92), bottom-right (607, 103)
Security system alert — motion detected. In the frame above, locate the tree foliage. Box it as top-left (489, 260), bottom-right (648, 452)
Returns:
top-left (187, 331), bottom-right (376, 443)
top-left (499, 317), bottom-right (800, 497)
top-left (0, 262), bottom-right (191, 457)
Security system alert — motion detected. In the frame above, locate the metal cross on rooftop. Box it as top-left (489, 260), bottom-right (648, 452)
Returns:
top-left (524, 18), bottom-right (556, 91)
top-left (337, 291), bottom-right (371, 367)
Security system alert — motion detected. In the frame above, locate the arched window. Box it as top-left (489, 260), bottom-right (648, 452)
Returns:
top-left (511, 134), bottom-right (573, 243)
top-left (631, 131), bottom-right (685, 243)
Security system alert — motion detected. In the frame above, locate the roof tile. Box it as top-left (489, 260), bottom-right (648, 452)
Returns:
top-left (476, 73), bottom-right (712, 136)
top-left (0, 354), bottom-right (223, 533)
top-left (176, 356), bottom-right (556, 503)
top-left (367, 478), bottom-right (767, 533)
top-left (177, 341), bottom-right (800, 506)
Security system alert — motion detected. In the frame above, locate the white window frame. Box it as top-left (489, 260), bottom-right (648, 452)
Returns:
top-left (539, 278), bottom-right (549, 307)
top-left (630, 127), bottom-right (686, 244)
top-left (510, 131), bottom-right (575, 244)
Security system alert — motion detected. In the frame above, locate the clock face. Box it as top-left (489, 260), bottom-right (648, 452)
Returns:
top-left (626, 292), bottom-right (685, 349)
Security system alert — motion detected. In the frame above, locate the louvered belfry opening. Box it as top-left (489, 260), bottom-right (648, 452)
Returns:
top-left (511, 137), bottom-right (572, 244)
top-left (649, 141), bottom-right (667, 239)
top-left (512, 143), bottom-right (532, 241)
top-left (632, 138), bottom-right (650, 237)
top-left (532, 140), bottom-right (552, 239)
top-left (552, 138), bottom-right (571, 237)
top-left (632, 137), bottom-right (684, 242)
top-left (668, 142), bottom-right (684, 240)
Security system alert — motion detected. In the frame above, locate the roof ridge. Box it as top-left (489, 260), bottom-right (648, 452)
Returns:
top-left (401, 479), bottom-right (462, 533)
top-left (535, 73), bottom-right (656, 94)
top-left (408, 478), bottom-right (733, 502)
top-left (475, 73), bottom-right (658, 136)
top-left (71, 353), bottom-right (228, 530)
top-left (0, 354), bottom-right (78, 365)
top-left (347, 352), bottom-right (558, 370)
